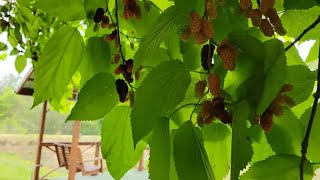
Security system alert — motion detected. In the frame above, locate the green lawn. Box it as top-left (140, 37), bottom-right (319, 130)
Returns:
top-left (0, 152), bottom-right (65, 180)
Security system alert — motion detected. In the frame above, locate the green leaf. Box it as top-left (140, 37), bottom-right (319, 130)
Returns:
top-left (300, 105), bottom-right (320, 163)
top-left (149, 116), bottom-right (170, 180)
top-left (266, 108), bottom-right (304, 156)
top-left (67, 73), bottom-right (118, 120)
top-left (174, 121), bottom-right (215, 180)
top-left (14, 55), bottom-right (27, 73)
top-left (0, 42), bottom-right (7, 51)
top-left (79, 37), bottom-right (111, 87)
top-left (101, 106), bottom-right (146, 180)
top-left (285, 65), bottom-right (316, 105)
top-left (180, 41), bottom-right (201, 70)
top-left (306, 41), bottom-right (319, 63)
top-left (231, 101), bottom-right (253, 180)
top-left (131, 60), bottom-right (191, 144)
top-left (10, 48), bottom-right (19, 56)
top-left (33, 26), bottom-right (85, 107)
top-left (283, 0), bottom-right (318, 10)
top-left (284, 42), bottom-right (305, 66)
top-left (257, 39), bottom-right (287, 115)
top-left (133, 7), bottom-right (179, 70)
top-left (240, 154), bottom-right (313, 180)
top-left (202, 122), bottom-right (231, 180)
top-left (84, 0), bottom-right (106, 18)
top-left (36, 0), bottom-right (86, 21)
top-left (281, 6), bottom-right (320, 41)
top-left (169, 130), bottom-right (179, 180)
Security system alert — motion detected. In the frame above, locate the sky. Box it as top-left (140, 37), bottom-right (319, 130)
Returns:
top-left (0, 33), bottom-right (316, 80)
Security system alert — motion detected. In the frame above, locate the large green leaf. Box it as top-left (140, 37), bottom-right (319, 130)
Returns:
top-left (131, 60), bottom-right (191, 145)
top-left (101, 106), bottom-right (146, 180)
top-left (266, 108), bottom-right (304, 156)
top-left (231, 101), bottom-right (253, 180)
top-left (202, 122), bottom-right (231, 180)
top-left (33, 26), bottom-right (84, 107)
top-left (285, 65), bottom-right (316, 105)
top-left (174, 121), bottom-right (215, 180)
top-left (149, 117), bottom-right (170, 180)
top-left (257, 39), bottom-right (287, 115)
top-left (300, 105), bottom-right (320, 163)
top-left (79, 37), bottom-right (111, 87)
top-left (283, 0), bottom-right (318, 10)
top-left (284, 42), bottom-right (305, 66)
top-left (67, 73), bottom-right (118, 120)
top-left (281, 6), bottom-right (320, 41)
top-left (240, 154), bottom-right (313, 180)
top-left (133, 7), bottom-right (179, 70)
top-left (14, 55), bottom-right (27, 73)
top-left (36, 0), bottom-right (86, 21)
top-left (180, 41), bottom-right (201, 71)
top-left (306, 41), bottom-right (319, 63)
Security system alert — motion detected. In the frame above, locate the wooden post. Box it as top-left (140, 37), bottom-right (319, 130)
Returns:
top-left (94, 144), bottom-right (100, 166)
top-left (68, 121), bottom-right (80, 180)
top-left (33, 101), bottom-right (48, 180)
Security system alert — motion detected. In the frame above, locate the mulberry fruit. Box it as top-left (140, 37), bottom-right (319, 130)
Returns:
top-left (259, 0), bottom-right (275, 13)
top-left (128, 91), bottom-right (135, 108)
top-left (217, 41), bottom-right (238, 70)
top-left (101, 16), bottom-right (109, 28)
top-left (200, 100), bottom-right (213, 119)
top-left (190, 12), bottom-right (202, 33)
top-left (240, 0), bottom-right (252, 10)
top-left (201, 44), bottom-right (214, 70)
top-left (259, 19), bottom-right (274, 37)
top-left (280, 84), bottom-right (293, 93)
top-left (135, 66), bottom-right (143, 81)
top-left (208, 73), bottom-right (221, 97)
top-left (115, 79), bottom-right (129, 102)
top-left (181, 28), bottom-right (192, 42)
top-left (195, 80), bottom-right (207, 99)
top-left (265, 8), bottom-right (286, 35)
top-left (206, 0), bottom-right (217, 20)
top-left (94, 8), bottom-right (105, 23)
top-left (194, 32), bottom-right (208, 45)
top-left (201, 19), bottom-right (214, 39)
top-left (249, 9), bottom-right (262, 27)
top-left (104, 30), bottom-right (118, 42)
top-left (113, 53), bottom-right (121, 64)
top-left (260, 111), bottom-right (273, 132)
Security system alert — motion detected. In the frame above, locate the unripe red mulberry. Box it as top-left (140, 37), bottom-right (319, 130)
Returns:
top-left (249, 9), bottom-right (262, 27)
top-left (260, 111), bottom-right (273, 132)
top-left (240, 0), bottom-right (252, 10)
top-left (104, 30), bottom-right (118, 42)
top-left (208, 73), bottom-right (221, 97)
top-left (206, 0), bottom-right (217, 20)
top-left (197, 114), bottom-right (205, 127)
top-left (259, 19), bottom-right (274, 37)
top-left (259, 0), bottom-right (275, 13)
top-left (181, 28), bottom-right (192, 42)
top-left (217, 41), bottom-right (238, 70)
top-left (280, 84), bottom-right (293, 93)
top-left (194, 32), bottom-right (208, 45)
top-left (113, 53), bottom-right (121, 64)
top-left (282, 95), bottom-right (295, 107)
top-left (190, 12), bottom-right (202, 33)
top-left (195, 80), bottom-right (207, 99)
top-left (264, 7), bottom-right (286, 35)
top-left (201, 19), bottom-right (214, 39)
top-left (101, 16), bottom-right (109, 28)
top-left (200, 100), bottom-right (213, 119)
top-left (135, 66), bottom-right (143, 81)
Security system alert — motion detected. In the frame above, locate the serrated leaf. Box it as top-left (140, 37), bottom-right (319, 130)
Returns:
top-left (285, 65), bottom-right (316, 105)
top-left (14, 55), bottom-right (27, 73)
top-left (240, 154), bottom-right (313, 180)
top-left (306, 41), bottom-right (319, 63)
top-left (257, 39), bottom-right (287, 115)
top-left (284, 42), bottom-right (305, 66)
top-left (149, 116), bottom-right (170, 180)
top-left (174, 121), bottom-right (215, 180)
top-left (67, 73), bottom-right (118, 120)
top-left (79, 37), bottom-right (111, 87)
top-left (283, 0), bottom-right (318, 10)
top-left (300, 105), bottom-right (320, 163)
top-left (101, 106), bottom-right (146, 180)
top-left (36, 0), bottom-right (86, 21)
top-left (281, 6), bottom-right (320, 41)
top-left (131, 60), bottom-right (191, 145)
top-left (231, 101), bottom-right (253, 180)
top-left (266, 108), bottom-right (304, 156)
top-left (133, 7), bottom-right (179, 71)
top-left (169, 129), bottom-right (179, 180)
top-left (33, 26), bottom-right (84, 107)
top-left (202, 122), bottom-right (231, 180)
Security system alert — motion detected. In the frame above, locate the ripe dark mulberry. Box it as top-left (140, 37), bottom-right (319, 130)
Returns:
top-left (115, 79), bottom-right (128, 102)
top-left (94, 8), bottom-right (105, 23)
top-left (201, 44), bottom-right (215, 70)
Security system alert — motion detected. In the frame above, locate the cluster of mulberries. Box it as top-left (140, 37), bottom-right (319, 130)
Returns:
top-left (115, 79), bottom-right (129, 102)
top-left (217, 40), bottom-right (239, 71)
top-left (201, 44), bottom-right (215, 70)
top-left (104, 29), bottom-right (120, 48)
top-left (197, 98), bottom-right (232, 127)
top-left (114, 59), bottom-right (134, 83)
top-left (93, 8), bottom-right (110, 29)
top-left (181, 11), bottom-right (215, 45)
top-left (122, 0), bottom-right (141, 19)
top-left (195, 80), bottom-right (207, 99)
top-left (259, 84), bottom-right (295, 132)
top-left (240, 0), bottom-right (286, 36)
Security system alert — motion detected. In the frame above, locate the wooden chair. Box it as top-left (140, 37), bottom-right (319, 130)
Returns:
top-left (54, 143), bottom-right (104, 176)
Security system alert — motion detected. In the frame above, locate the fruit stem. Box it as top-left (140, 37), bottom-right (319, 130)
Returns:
top-left (299, 39), bottom-right (320, 180)
top-left (115, 0), bottom-right (126, 63)
top-left (189, 90), bottom-right (209, 123)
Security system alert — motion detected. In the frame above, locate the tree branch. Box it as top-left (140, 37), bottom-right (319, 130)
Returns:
top-left (285, 15), bottom-right (320, 51)
top-left (115, 0), bottom-right (126, 63)
top-left (299, 39), bottom-right (320, 180)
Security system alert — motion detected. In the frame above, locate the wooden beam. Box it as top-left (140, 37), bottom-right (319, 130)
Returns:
top-left (68, 121), bottom-right (80, 180)
top-left (33, 101), bottom-right (47, 180)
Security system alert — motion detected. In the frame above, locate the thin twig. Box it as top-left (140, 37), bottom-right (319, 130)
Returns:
top-left (169, 103), bottom-right (199, 119)
top-left (190, 90), bottom-right (209, 122)
top-left (115, 0), bottom-right (125, 63)
top-left (119, 31), bottom-right (142, 39)
top-left (285, 15), bottom-right (320, 51)
top-left (191, 70), bottom-right (208, 74)
top-left (299, 40), bottom-right (320, 180)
